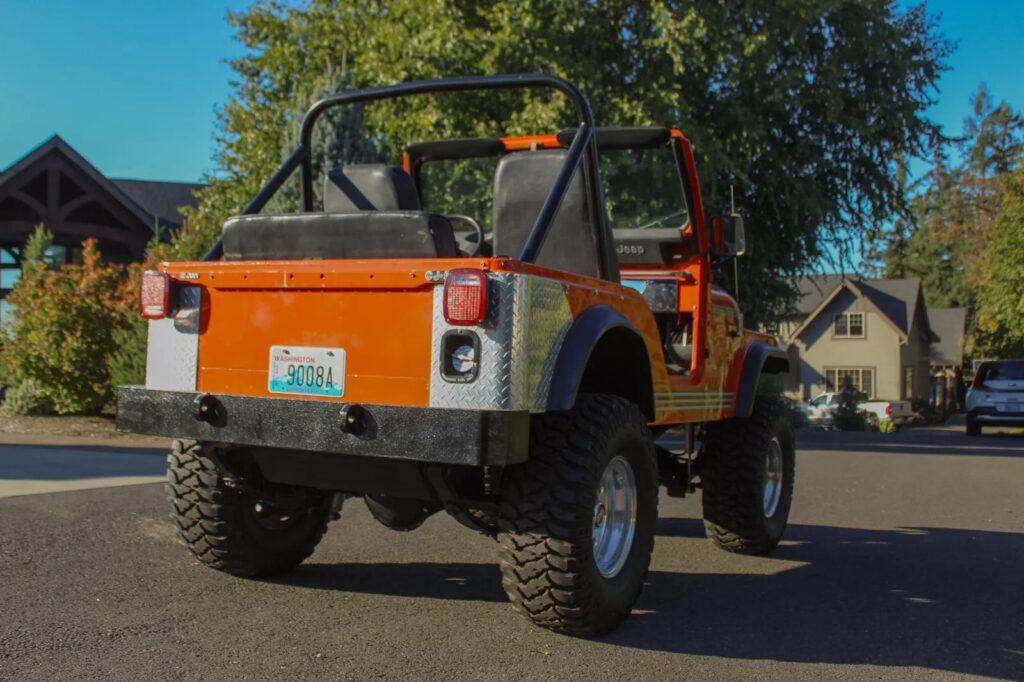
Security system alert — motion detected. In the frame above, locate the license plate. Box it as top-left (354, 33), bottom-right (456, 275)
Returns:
top-left (268, 346), bottom-right (345, 397)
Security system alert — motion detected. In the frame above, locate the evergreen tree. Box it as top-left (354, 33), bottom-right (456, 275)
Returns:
top-left (973, 165), bottom-right (1024, 357)
top-left (875, 85), bottom-right (1024, 356)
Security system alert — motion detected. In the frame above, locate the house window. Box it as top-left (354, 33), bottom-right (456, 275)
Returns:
top-left (825, 367), bottom-right (874, 398)
top-left (833, 312), bottom-right (865, 337)
top-left (904, 366), bottom-right (914, 399)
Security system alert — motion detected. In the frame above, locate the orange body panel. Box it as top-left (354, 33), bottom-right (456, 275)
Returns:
top-left (163, 259), bottom-right (465, 407)
top-left (197, 287), bottom-right (435, 405)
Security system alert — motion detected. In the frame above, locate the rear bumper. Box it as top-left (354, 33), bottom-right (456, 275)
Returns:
top-left (116, 386), bottom-right (529, 467)
top-left (970, 407), bottom-right (1024, 427)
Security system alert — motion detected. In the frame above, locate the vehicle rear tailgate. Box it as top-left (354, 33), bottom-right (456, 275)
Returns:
top-left (155, 259), bottom-right (460, 408)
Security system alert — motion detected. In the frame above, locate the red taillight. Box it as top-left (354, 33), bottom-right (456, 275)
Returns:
top-left (140, 270), bottom-right (171, 319)
top-left (972, 364), bottom-right (989, 389)
top-left (885, 404), bottom-right (892, 416)
top-left (443, 269), bottom-right (488, 326)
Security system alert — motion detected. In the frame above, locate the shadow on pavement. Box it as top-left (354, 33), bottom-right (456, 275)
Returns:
top-left (277, 561), bottom-right (506, 603)
top-left (613, 521), bottom-right (1024, 680)
top-left (282, 520), bottom-right (1024, 679)
top-left (797, 428), bottom-right (1024, 457)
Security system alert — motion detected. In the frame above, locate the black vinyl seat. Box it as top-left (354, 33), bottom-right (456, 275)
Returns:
top-left (221, 212), bottom-right (457, 260)
top-left (221, 164), bottom-right (457, 261)
top-left (491, 149), bottom-right (606, 279)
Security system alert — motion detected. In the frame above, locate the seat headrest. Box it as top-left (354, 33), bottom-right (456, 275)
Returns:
top-left (324, 165), bottom-right (421, 212)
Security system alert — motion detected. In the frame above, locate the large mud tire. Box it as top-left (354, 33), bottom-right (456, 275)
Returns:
top-left (497, 394), bottom-right (658, 636)
top-left (167, 440), bottom-right (331, 577)
top-left (701, 397), bottom-right (795, 555)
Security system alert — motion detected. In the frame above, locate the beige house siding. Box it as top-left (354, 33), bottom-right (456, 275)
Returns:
top-left (899, 325), bottom-right (933, 400)
top-left (777, 276), bottom-right (945, 404)
top-left (785, 288), bottom-right (904, 400)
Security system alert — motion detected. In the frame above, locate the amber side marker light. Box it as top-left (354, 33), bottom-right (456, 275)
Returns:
top-left (443, 269), bottom-right (488, 326)
top-left (140, 270), bottom-right (171, 319)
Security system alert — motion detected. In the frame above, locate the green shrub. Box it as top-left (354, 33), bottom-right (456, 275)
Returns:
top-left (1, 381), bottom-right (54, 416)
top-left (109, 312), bottom-right (148, 388)
top-left (911, 397), bottom-right (947, 425)
top-left (1, 230), bottom-right (133, 414)
top-left (833, 382), bottom-right (870, 431)
top-left (878, 419), bottom-right (898, 434)
top-left (779, 398), bottom-right (808, 428)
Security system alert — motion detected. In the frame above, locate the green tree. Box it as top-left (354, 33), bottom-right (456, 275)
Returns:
top-left (875, 85), bottom-right (1024, 355)
top-left (179, 0), bottom-right (951, 322)
top-left (973, 165), bottom-right (1024, 356)
top-left (879, 152), bottom-right (974, 309)
top-left (22, 224), bottom-right (55, 266)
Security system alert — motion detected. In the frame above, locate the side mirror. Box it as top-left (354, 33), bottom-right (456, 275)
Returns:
top-left (709, 214), bottom-right (747, 257)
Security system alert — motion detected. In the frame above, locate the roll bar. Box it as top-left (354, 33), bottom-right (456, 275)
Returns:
top-left (202, 74), bottom-right (610, 276)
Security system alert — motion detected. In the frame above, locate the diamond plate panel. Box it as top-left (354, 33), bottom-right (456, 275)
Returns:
top-left (145, 286), bottom-right (200, 391)
top-left (512, 276), bottom-right (573, 411)
top-left (429, 273), bottom-right (572, 411)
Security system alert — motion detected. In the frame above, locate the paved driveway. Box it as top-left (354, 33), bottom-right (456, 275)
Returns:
top-left (0, 422), bottom-right (1020, 680)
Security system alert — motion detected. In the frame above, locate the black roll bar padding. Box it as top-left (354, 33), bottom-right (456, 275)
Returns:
top-left (203, 74), bottom-right (608, 274)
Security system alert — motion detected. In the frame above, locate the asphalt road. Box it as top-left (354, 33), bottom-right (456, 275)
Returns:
top-left (0, 420), bottom-right (1021, 681)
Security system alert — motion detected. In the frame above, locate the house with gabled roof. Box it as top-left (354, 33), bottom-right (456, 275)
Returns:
top-left (928, 307), bottom-right (968, 373)
top-left (776, 275), bottom-right (944, 402)
top-left (0, 134), bottom-right (203, 303)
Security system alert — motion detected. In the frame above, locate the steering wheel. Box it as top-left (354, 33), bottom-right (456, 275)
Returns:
top-left (446, 214), bottom-right (485, 257)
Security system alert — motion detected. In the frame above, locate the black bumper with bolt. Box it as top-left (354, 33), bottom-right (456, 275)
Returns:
top-left (116, 386), bottom-right (529, 467)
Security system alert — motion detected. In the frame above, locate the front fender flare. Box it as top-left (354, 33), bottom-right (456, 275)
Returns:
top-left (733, 342), bottom-right (790, 418)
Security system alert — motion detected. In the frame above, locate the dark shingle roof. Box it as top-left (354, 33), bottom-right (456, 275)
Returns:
top-left (853, 279), bottom-right (921, 335)
top-left (111, 179), bottom-right (204, 231)
top-left (1, 135), bottom-right (155, 229)
top-left (2, 135), bottom-right (206, 240)
top-left (794, 274), bottom-right (849, 314)
top-left (928, 308), bottom-right (967, 365)
top-left (792, 274), bottom-right (930, 339)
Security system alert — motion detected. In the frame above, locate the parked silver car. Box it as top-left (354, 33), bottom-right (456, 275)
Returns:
top-left (965, 360), bottom-right (1024, 436)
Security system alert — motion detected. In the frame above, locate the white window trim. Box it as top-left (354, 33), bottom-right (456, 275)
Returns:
top-left (824, 366), bottom-right (876, 399)
top-left (833, 312), bottom-right (865, 338)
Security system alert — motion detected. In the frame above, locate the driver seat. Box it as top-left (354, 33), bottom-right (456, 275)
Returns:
top-left (491, 149), bottom-right (614, 280)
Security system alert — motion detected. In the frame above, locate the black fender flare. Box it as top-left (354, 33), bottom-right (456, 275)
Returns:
top-left (546, 305), bottom-right (655, 419)
top-left (733, 341), bottom-right (790, 418)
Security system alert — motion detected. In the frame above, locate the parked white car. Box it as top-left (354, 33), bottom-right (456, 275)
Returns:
top-left (802, 392), bottom-right (913, 428)
top-left (965, 360), bottom-right (1024, 436)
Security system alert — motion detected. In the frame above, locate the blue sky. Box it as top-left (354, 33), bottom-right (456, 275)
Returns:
top-left (0, 1), bottom-right (250, 182)
top-left (1, 1), bottom-right (1023, 183)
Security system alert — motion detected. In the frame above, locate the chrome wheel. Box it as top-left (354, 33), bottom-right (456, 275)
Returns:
top-left (763, 437), bottom-right (783, 517)
top-left (592, 455), bottom-right (637, 578)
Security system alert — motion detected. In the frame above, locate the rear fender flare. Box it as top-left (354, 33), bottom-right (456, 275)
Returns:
top-left (547, 305), bottom-right (654, 419)
top-left (733, 341), bottom-right (790, 418)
